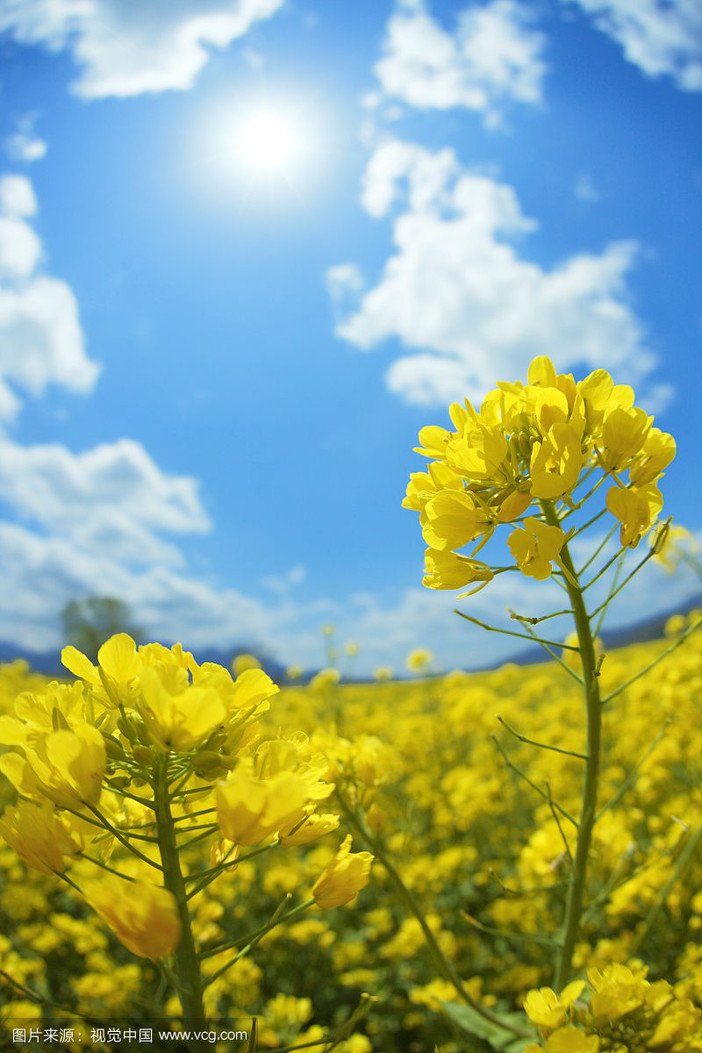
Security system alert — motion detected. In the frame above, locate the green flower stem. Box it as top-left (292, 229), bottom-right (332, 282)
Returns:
top-left (542, 501), bottom-right (602, 991)
top-left (153, 754), bottom-right (207, 1043)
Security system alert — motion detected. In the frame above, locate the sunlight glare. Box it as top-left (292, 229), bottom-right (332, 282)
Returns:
top-left (238, 111), bottom-right (298, 169)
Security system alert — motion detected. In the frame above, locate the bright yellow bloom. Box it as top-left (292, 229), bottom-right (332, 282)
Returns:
top-left (530, 423), bottom-right (584, 500)
top-left (606, 483), bottom-right (663, 548)
top-left (507, 517), bottom-right (565, 580)
top-left (62, 633), bottom-right (141, 709)
top-left (138, 665), bottom-right (226, 752)
top-left (599, 405), bottom-right (651, 471)
top-left (587, 963), bottom-right (646, 1023)
top-left (278, 811), bottom-right (340, 846)
top-left (422, 488), bottom-right (493, 551)
top-left (83, 876), bottom-right (181, 960)
top-left (313, 835), bottom-right (373, 909)
top-left (628, 427), bottom-right (676, 486)
top-left (414, 424), bottom-right (453, 460)
top-left (423, 548), bottom-right (493, 591)
top-left (523, 980), bottom-right (585, 1028)
top-left (309, 668), bottom-right (340, 692)
top-left (7, 724), bottom-right (107, 810)
top-left (216, 758), bottom-right (313, 845)
top-left (402, 461), bottom-right (463, 513)
top-left (405, 356), bottom-right (674, 596)
top-left (445, 424), bottom-right (509, 482)
top-left (0, 801), bottom-right (81, 875)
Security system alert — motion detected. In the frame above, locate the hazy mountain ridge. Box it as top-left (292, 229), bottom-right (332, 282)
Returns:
top-left (2, 592), bottom-right (699, 681)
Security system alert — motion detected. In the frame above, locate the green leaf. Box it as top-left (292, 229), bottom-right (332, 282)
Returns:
top-left (440, 1002), bottom-right (535, 1052)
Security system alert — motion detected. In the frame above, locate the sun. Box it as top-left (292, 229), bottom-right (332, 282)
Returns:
top-left (237, 111), bottom-right (299, 170)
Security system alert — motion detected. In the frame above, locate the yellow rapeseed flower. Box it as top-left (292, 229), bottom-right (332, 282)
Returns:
top-left (313, 835), bottom-right (373, 909)
top-left (7, 724), bottom-right (107, 810)
top-left (0, 800), bottom-right (81, 875)
top-left (507, 517), bottom-right (566, 580)
top-left (423, 548), bottom-right (493, 592)
top-left (216, 759), bottom-right (313, 845)
top-left (83, 875), bottom-right (181, 960)
top-left (606, 483), bottom-right (663, 548)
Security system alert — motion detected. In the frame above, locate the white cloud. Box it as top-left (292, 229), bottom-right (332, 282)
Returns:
top-left (361, 140), bottom-right (457, 218)
top-left (0, 216), bottom-right (42, 278)
top-left (0, 436), bottom-right (210, 537)
top-left (0, 175), bottom-right (38, 217)
top-left (0, 0), bottom-right (286, 99)
top-left (563, 0), bottom-right (702, 91)
top-left (0, 174), bottom-right (98, 421)
top-left (373, 0), bottom-right (547, 125)
top-left (328, 139), bottom-right (658, 406)
top-left (4, 114), bottom-right (47, 163)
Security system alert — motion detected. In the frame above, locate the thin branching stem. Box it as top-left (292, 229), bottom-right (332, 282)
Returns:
top-left (577, 523), bottom-right (619, 578)
top-left (454, 610), bottom-right (580, 651)
top-left (491, 736), bottom-right (578, 828)
top-left (497, 715), bottom-right (588, 760)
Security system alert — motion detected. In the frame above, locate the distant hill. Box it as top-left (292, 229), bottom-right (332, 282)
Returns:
top-left (0, 593), bottom-right (699, 681)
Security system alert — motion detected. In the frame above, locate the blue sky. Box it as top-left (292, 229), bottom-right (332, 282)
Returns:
top-left (0, 0), bottom-right (700, 676)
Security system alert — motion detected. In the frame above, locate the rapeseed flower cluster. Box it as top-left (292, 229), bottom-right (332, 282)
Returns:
top-left (403, 356), bottom-right (675, 591)
top-left (0, 633), bottom-right (373, 1045)
top-left (1, 625), bottom-right (701, 1049)
top-left (524, 964), bottom-right (702, 1051)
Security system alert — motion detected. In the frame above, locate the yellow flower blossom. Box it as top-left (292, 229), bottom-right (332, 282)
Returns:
top-left (83, 876), bottom-right (181, 960)
top-left (216, 758), bottom-right (313, 845)
top-left (61, 633), bottom-right (141, 709)
top-left (530, 423), bottom-right (584, 500)
top-left (278, 811), bottom-right (340, 846)
top-left (507, 517), bottom-right (566, 580)
top-left (5, 723), bottom-right (107, 810)
top-left (599, 405), bottom-right (651, 471)
top-left (406, 648), bottom-right (434, 673)
top-left (313, 835), bottom-right (373, 909)
top-left (628, 427), bottom-right (676, 486)
top-left (423, 548), bottom-right (493, 591)
top-left (606, 483), bottom-right (663, 547)
top-left (422, 488), bottom-right (493, 551)
top-left (0, 800), bottom-right (81, 875)
top-left (138, 665), bottom-right (226, 752)
top-left (524, 981), bottom-right (585, 1029)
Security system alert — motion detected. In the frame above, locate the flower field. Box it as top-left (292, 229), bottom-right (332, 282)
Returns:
top-left (1, 356), bottom-right (702, 1053)
top-left (0, 615), bottom-right (701, 1052)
